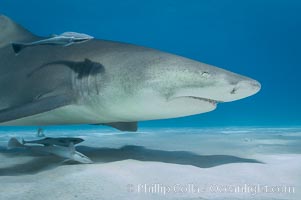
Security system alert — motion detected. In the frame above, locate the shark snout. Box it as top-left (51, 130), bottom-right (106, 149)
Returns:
top-left (225, 79), bottom-right (261, 102)
top-left (170, 75), bottom-right (261, 104)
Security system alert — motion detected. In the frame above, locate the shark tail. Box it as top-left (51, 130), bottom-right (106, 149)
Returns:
top-left (8, 137), bottom-right (25, 149)
top-left (11, 42), bottom-right (26, 54)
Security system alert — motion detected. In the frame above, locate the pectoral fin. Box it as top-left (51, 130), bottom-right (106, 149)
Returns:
top-left (0, 95), bottom-right (75, 123)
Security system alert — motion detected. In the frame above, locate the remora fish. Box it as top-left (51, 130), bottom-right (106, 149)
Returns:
top-left (8, 137), bottom-right (92, 164)
top-left (22, 137), bottom-right (84, 147)
top-left (11, 31), bottom-right (94, 54)
top-left (0, 15), bottom-right (261, 131)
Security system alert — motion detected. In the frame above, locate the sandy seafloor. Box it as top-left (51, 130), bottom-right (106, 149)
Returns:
top-left (0, 127), bottom-right (300, 200)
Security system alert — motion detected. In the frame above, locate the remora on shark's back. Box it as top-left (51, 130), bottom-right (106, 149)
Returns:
top-left (11, 32), bottom-right (94, 54)
top-left (0, 15), bottom-right (261, 131)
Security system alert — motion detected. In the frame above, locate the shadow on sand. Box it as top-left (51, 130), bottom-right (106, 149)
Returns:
top-left (0, 145), bottom-right (262, 176)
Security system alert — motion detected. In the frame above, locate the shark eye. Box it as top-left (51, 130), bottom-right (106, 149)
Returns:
top-left (201, 71), bottom-right (210, 78)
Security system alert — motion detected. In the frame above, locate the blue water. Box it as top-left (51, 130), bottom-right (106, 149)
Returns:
top-left (0, 0), bottom-right (300, 127)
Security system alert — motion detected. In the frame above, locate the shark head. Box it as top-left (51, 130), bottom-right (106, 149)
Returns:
top-left (86, 45), bottom-right (261, 122)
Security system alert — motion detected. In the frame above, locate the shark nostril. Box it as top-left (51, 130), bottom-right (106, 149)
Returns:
top-left (230, 88), bottom-right (237, 94)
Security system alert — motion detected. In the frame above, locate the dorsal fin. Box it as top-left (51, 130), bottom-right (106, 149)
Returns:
top-left (0, 15), bottom-right (36, 48)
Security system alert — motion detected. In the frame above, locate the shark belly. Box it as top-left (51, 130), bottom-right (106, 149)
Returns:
top-left (0, 93), bottom-right (217, 126)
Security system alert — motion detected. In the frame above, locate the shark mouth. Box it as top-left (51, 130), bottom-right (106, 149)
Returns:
top-left (184, 96), bottom-right (221, 105)
top-left (170, 96), bottom-right (223, 106)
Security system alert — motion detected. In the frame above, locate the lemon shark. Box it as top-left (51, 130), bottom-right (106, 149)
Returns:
top-left (0, 15), bottom-right (261, 131)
